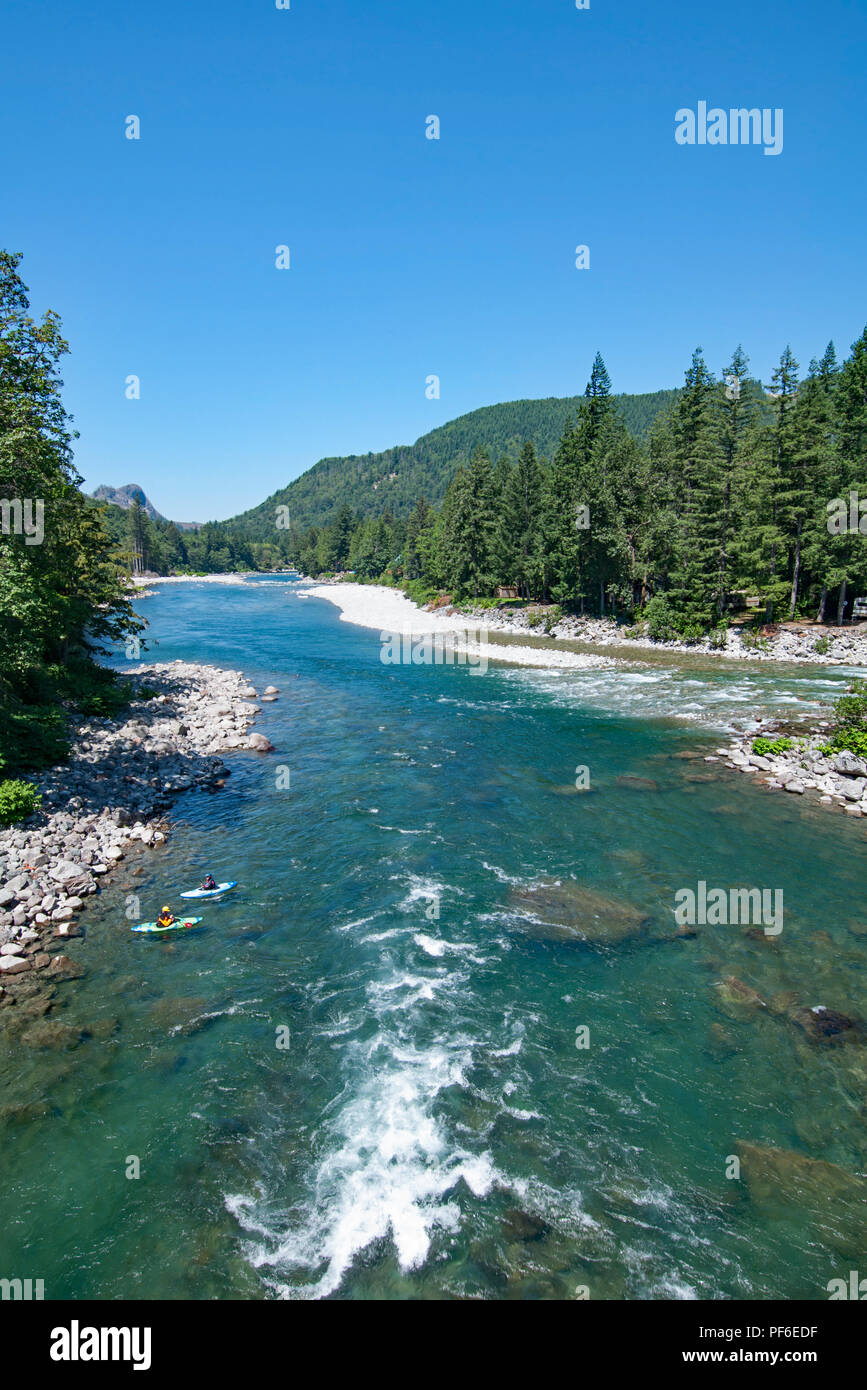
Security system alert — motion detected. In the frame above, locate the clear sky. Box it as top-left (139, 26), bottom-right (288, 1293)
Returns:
top-left (3, 0), bottom-right (866, 521)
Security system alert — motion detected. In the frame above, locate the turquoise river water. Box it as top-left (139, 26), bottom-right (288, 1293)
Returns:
top-left (1, 577), bottom-right (866, 1300)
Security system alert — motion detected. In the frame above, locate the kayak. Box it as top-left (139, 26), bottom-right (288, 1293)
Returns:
top-left (179, 881), bottom-right (238, 899)
top-left (132, 916), bottom-right (203, 934)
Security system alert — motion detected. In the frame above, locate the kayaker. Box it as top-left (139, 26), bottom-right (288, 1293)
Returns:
top-left (157, 905), bottom-right (175, 929)
top-left (201, 874), bottom-right (217, 891)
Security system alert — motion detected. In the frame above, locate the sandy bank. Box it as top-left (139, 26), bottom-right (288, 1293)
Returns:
top-left (304, 584), bottom-right (615, 671)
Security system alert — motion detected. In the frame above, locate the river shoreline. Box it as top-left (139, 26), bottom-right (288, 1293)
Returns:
top-left (711, 721), bottom-right (867, 822)
top-left (305, 581), bottom-right (867, 669)
top-left (0, 660), bottom-right (276, 1037)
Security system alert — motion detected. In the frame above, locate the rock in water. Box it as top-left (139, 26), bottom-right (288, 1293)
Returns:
top-left (789, 1004), bottom-right (863, 1043)
top-left (615, 775), bottom-right (659, 792)
top-left (715, 976), bottom-right (767, 1010)
top-left (508, 879), bottom-right (648, 945)
top-left (735, 1140), bottom-right (867, 1258)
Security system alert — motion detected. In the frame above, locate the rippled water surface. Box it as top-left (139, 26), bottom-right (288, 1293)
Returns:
top-left (1, 578), bottom-right (866, 1300)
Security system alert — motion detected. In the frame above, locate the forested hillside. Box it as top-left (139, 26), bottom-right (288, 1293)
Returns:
top-left (283, 344), bottom-right (867, 638)
top-left (227, 389), bottom-right (681, 537)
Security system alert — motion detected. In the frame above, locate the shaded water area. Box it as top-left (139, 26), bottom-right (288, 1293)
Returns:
top-left (1, 577), bottom-right (866, 1300)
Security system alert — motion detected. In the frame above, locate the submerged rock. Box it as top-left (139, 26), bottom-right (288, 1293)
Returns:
top-left (789, 1004), bottom-right (863, 1044)
top-left (735, 1140), bottom-right (867, 1258)
top-left (508, 879), bottom-right (649, 945)
top-left (501, 1208), bottom-right (552, 1243)
top-left (715, 976), bottom-right (767, 1011)
top-left (615, 775), bottom-right (659, 792)
top-left (20, 1020), bottom-right (86, 1050)
top-left (148, 996), bottom-right (209, 1036)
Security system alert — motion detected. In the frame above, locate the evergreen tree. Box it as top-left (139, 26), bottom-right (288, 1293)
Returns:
top-left (666, 349), bottom-right (727, 630)
top-left (440, 448), bottom-right (497, 597)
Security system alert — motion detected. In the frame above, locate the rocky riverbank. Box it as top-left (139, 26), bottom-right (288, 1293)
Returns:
top-left (710, 720), bottom-right (867, 820)
top-left (0, 661), bottom-right (277, 1030)
top-left (306, 583), bottom-right (867, 667)
top-left (454, 604), bottom-right (867, 666)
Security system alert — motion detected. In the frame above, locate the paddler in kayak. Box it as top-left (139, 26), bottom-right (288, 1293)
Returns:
top-left (157, 905), bottom-right (176, 929)
top-left (201, 874), bottom-right (217, 891)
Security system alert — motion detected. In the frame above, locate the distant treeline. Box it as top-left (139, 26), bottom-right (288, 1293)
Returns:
top-left (283, 341), bottom-right (867, 635)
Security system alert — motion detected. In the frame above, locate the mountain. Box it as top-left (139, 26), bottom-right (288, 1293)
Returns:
top-left (226, 389), bottom-right (680, 537)
top-left (90, 484), bottom-right (200, 531)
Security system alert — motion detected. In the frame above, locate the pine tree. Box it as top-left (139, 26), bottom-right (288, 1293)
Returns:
top-left (830, 327), bottom-right (867, 621)
top-left (666, 349), bottom-right (727, 631)
top-left (440, 448), bottom-right (497, 597)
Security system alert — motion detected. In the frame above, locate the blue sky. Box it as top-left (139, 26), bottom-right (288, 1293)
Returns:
top-left (3, 0), bottom-right (866, 520)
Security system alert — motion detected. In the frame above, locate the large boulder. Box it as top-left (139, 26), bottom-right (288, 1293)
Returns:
top-left (789, 1004), bottom-right (863, 1043)
top-left (831, 751), bottom-right (867, 778)
top-left (49, 860), bottom-right (84, 884)
top-left (735, 1140), bottom-right (867, 1258)
top-left (0, 956), bottom-right (30, 974)
top-left (508, 879), bottom-right (649, 946)
top-left (715, 976), bottom-right (767, 1010)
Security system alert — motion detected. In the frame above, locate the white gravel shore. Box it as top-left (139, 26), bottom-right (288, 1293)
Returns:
top-left (305, 583), bottom-right (867, 669)
top-left (304, 584), bottom-right (615, 671)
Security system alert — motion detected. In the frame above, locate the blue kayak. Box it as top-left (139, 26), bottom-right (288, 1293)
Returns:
top-left (180, 881), bottom-right (238, 899)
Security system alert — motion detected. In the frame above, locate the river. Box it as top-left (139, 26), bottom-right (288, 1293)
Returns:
top-left (1, 576), bottom-right (865, 1300)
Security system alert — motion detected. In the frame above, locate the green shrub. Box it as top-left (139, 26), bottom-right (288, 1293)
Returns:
top-left (823, 729), bottom-right (867, 760)
top-left (0, 779), bottom-right (42, 826)
top-left (752, 736), bottom-right (793, 756)
top-left (644, 596), bottom-right (680, 643)
top-left (832, 679), bottom-right (867, 732)
top-left (680, 621), bottom-right (704, 645)
top-left (741, 626), bottom-right (769, 651)
top-left (813, 635), bottom-right (831, 655)
top-left (708, 625), bottom-right (728, 650)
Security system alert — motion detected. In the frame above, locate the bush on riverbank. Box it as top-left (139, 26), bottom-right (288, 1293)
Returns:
top-left (823, 679), bottom-right (867, 758)
top-left (752, 736), bottom-right (795, 756)
top-left (0, 778), bottom-right (42, 825)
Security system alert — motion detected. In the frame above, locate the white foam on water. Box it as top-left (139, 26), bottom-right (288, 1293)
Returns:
top-left (335, 913), bottom-right (382, 934)
top-left (232, 1032), bottom-right (499, 1299)
top-left (392, 873), bottom-right (460, 912)
top-left (227, 867), bottom-right (507, 1299)
top-left (497, 662), bottom-right (857, 733)
top-left (481, 861), bottom-right (527, 887)
top-left (414, 932), bottom-right (447, 956)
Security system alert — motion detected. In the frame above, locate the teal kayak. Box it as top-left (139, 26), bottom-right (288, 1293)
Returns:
top-left (132, 916), bottom-right (203, 934)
